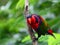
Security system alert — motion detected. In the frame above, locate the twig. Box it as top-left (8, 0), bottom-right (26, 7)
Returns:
top-left (24, 0), bottom-right (38, 45)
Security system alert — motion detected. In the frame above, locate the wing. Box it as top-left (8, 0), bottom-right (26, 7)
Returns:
top-left (40, 16), bottom-right (48, 27)
top-left (37, 16), bottom-right (50, 34)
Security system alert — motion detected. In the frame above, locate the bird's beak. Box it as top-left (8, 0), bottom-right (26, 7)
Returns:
top-left (51, 34), bottom-right (56, 39)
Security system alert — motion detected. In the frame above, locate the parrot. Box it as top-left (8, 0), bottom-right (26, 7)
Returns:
top-left (27, 14), bottom-right (55, 40)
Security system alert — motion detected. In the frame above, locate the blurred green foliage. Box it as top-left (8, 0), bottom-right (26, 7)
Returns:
top-left (48, 33), bottom-right (60, 45)
top-left (0, 0), bottom-right (60, 45)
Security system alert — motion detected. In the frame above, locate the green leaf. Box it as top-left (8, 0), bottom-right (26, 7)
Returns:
top-left (9, 0), bottom-right (19, 9)
top-left (21, 35), bottom-right (31, 43)
top-left (16, 0), bottom-right (24, 9)
top-left (48, 33), bottom-right (60, 45)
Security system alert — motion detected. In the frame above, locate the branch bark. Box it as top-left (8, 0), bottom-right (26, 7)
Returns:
top-left (24, 0), bottom-right (38, 45)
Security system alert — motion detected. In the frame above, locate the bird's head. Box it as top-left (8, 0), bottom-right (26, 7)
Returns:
top-left (47, 29), bottom-right (56, 38)
top-left (27, 15), bottom-right (36, 25)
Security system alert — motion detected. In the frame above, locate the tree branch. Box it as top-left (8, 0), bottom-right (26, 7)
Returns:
top-left (24, 0), bottom-right (38, 45)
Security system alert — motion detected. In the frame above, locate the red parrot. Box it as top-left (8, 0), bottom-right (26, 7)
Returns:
top-left (27, 14), bottom-right (55, 40)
